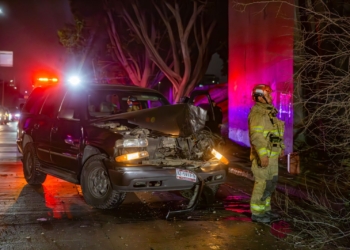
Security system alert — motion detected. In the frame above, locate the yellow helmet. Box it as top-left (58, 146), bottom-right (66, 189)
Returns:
top-left (252, 84), bottom-right (272, 101)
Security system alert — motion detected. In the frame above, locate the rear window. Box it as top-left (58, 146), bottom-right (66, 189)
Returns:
top-left (88, 90), bottom-right (168, 118)
top-left (22, 87), bottom-right (48, 115)
top-left (40, 89), bottom-right (65, 119)
top-left (60, 91), bottom-right (83, 120)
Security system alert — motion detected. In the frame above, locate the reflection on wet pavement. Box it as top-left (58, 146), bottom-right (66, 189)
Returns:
top-left (222, 195), bottom-right (251, 221)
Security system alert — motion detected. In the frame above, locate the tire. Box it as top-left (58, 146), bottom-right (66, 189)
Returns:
top-left (23, 143), bottom-right (47, 185)
top-left (80, 155), bottom-right (126, 209)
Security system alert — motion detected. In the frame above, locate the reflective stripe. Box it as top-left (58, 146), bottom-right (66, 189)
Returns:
top-left (251, 204), bottom-right (266, 212)
top-left (258, 148), bottom-right (267, 156)
top-left (265, 197), bottom-right (271, 206)
top-left (264, 130), bottom-right (284, 138)
top-left (267, 150), bottom-right (279, 158)
top-left (252, 126), bottom-right (263, 132)
top-left (259, 130), bottom-right (284, 137)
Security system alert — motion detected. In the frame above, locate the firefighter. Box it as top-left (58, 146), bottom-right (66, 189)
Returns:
top-left (127, 96), bottom-right (140, 112)
top-left (248, 84), bottom-right (285, 223)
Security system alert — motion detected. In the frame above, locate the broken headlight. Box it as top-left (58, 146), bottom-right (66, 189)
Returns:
top-left (115, 138), bottom-right (148, 148)
top-left (211, 149), bottom-right (229, 165)
top-left (114, 138), bottom-right (149, 162)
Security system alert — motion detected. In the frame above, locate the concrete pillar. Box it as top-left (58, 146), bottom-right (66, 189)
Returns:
top-left (228, 0), bottom-right (294, 154)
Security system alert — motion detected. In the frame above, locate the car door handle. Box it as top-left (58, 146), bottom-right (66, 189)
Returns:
top-left (51, 127), bottom-right (58, 133)
top-left (34, 123), bottom-right (40, 129)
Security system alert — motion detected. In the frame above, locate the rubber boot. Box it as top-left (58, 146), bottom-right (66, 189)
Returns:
top-left (251, 214), bottom-right (271, 223)
top-left (265, 210), bottom-right (280, 219)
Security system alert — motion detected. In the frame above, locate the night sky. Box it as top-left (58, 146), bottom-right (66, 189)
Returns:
top-left (0, 0), bottom-right (225, 93)
top-left (0, 0), bottom-right (73, 92)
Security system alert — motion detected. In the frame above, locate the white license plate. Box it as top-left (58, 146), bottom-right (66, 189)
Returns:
top-left (176, 169), bottom-right (197, 182)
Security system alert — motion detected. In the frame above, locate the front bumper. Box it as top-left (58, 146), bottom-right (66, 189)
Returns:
top-left (105, 161), bottom-right (226, 192)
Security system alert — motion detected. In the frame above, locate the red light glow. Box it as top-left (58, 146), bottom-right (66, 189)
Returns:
top-left (38, 77), bottom-right (58, 82)
top-left (38, 78), bottom-right (49, 82)
top-left (228, 0), bottom-right (294, 154)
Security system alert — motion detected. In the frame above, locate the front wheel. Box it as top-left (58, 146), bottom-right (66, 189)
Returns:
top-left (80, 155), bottom-right (126, 209)
top-left (23, 143), bottom-right (47, 185)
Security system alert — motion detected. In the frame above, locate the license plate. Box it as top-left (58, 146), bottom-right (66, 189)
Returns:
top-left (176, 169), bottom-right (197, 182)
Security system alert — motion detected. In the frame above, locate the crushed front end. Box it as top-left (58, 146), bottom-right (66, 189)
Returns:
top-left (91, 104), bottom-right (229, 217)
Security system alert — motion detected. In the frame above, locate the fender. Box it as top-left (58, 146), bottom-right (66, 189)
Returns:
top-left (81, 145), bottom-right (102, 168)
top-left (22, 134), bottom-right (33, 152)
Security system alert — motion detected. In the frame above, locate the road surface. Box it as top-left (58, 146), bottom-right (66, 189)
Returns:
top-left (0, 122), bottom-right (292, 250)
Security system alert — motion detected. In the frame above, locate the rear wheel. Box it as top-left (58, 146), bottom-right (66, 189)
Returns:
top-left (80, 155), bottom-right (126, 209)
top-left (23, 143), bottom-right (47, 185)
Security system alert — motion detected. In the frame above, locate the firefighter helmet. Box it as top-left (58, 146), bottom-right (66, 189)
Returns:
top-left (252, 84), bottom-right (272, 102)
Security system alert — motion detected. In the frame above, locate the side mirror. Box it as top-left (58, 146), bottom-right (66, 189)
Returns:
top-left (57, 109), bottom-right (79, 121)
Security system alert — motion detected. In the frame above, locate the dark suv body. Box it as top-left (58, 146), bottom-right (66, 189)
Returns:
top-left (17, 83), bottom-right (227, 216)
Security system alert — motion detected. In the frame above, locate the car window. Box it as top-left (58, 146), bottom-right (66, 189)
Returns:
top-left (88, 90), bottom-right (168, 118)
top-left (147, 100), bottom-right (163, 108)
top-left (40, 89), bottom-right (65, 119)
top-left (192, 94), bottom-right (213, 121)
top-left (22, 87), bottom-right (48, 115)
top-left (60, 91), bottom-right (83, 120)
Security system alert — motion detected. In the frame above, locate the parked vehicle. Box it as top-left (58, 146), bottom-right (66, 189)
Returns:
top-left (0, 106), bottom-right (10, 125)
top-left (9, 107), bottom-right (21, 121)
top-left (17, 82), bottom-right (228, 217)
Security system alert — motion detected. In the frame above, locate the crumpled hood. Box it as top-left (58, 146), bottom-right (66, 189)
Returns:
top-left (90, 104), bottom-right (207, 137)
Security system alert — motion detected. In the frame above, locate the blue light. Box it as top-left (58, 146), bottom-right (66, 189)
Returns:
top-left (68, 76), bottom-right (81, 86)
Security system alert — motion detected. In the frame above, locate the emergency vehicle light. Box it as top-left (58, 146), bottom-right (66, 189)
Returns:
top-left (38, 77), bottom-right (58, 82)
top-left (68, 76), bottom-right (81, 85)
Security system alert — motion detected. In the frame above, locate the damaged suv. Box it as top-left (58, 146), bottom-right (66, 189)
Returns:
top-left (17, 83), bottom-right (228, 217)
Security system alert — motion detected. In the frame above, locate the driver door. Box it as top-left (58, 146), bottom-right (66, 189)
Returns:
top-left (50, 90), bottom-right (85, 176)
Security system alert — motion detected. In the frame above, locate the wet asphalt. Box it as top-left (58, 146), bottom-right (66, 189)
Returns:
top-left (0, 123), bottom-right (293, 250)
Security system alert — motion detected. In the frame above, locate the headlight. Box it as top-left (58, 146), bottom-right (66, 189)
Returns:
top-left (115, 138), bottom-right (148, 148)
top-left (115, 151), bottom-right (149, 162)
top-left (211, 149), bottom-right (229, 165)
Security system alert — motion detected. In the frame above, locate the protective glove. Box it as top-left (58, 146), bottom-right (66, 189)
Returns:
top-left (260, 156), bottom-right (269, 168)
